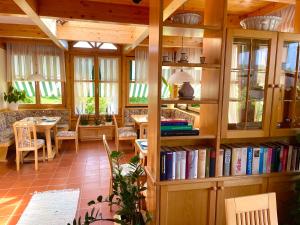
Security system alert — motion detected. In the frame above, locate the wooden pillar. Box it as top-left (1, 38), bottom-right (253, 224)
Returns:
top-left (295, 0), bottom-right (300, 33)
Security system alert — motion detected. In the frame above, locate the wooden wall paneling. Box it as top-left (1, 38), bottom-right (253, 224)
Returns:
top-left (160, 182), bottom-right (217, 225)
top-left (215, 176), bottom-right (268, 225)
top-left (267, 174), bottom-right (300, 224)
top-left (0, 24), bottom-right (47, 39)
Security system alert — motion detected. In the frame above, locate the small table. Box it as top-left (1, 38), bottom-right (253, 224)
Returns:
top-left (134, 139), bottom-right (148, 166)
top-left (131, 115), bottom-right (148, 138)
top-left (20, 117), bottom-right (60, 160)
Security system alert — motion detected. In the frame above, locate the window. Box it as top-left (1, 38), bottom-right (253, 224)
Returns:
top-left (73, 41), bottom-right (118, 50)
top-left (7, 42), bottom-right (65, 105)
top-left (74, 56), bottom-right (119, 115)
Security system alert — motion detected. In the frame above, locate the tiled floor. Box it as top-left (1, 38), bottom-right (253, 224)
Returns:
top-left (0, 140), bottom-right (133, 225)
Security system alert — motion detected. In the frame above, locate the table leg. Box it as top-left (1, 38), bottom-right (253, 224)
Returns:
top-left (45, 128), bottom-right (55, 160)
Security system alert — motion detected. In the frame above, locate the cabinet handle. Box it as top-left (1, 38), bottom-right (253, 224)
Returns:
top-left (268, 84), bottom-right (275, 88)
top-left (212, 187), bottom-right (217, 191)
top-left (274, 84), bottom-right (280, 88)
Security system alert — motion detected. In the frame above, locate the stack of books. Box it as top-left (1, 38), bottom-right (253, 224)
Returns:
top-left (160, 146), bottom-right (215, 181)
top-left (219, 143), bottom-right (300, 177)
top-left (160, 119), bottom-right (199, 137)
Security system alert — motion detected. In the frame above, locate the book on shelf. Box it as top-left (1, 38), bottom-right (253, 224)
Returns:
top-left (161, 129), bottom-right (199, 136)
top-left (161, 124), bottom-right (193, 131)
top-left (160, 119), bottom-right (199, 137)
top-left (219, 143), bottom-right (300, 177)
top-left (160, 145), bottom-right (214, 181)
top-left (161, 119), bottom-right (189, 126)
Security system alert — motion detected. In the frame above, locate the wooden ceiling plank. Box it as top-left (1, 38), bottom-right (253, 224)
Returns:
top-left (258, 0), bottom-right (295, 4)
top-left (38, 0), bottom-right (148, 25)
top-left (246, 2), bottom-right (290, 17)
top-left (12, 0), bottom-right (68, 50)
top-left (124, 0), bottom-right (187, 53)
top-left (0, 23), bottom-right (48, 39)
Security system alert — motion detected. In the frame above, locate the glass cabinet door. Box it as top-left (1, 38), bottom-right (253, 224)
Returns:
top-left (228, 38), bottom-right (270, 130)
top-left (275, 41), bottom-right (300, 129)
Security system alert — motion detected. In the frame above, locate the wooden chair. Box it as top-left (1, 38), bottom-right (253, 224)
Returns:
top-left (113, 115), bottom-right (137, 151)
top-left (139, 123), bottom-right (148, 139)
top-left (55, 116), bottom-right (80, 154)
top-left (13, 121), bottom-right (45, 171)
top-left (225, 193), bottom-right (278, 225)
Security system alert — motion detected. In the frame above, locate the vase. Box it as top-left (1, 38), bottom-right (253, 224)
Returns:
top-left (8, 102), bottom-right (19, 111)
top-left (178, 82), bottom-right (194, 99)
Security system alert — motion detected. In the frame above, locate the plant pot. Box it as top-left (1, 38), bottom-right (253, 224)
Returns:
top-left (8, 102), bottom-right (19, 111)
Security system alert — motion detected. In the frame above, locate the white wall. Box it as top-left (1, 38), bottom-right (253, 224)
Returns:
top-left (0, 47), bottom-right (7, 110)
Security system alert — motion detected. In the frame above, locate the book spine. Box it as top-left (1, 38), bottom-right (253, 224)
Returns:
top-left (172, 151), bottom-right (176, 180)
top-left (166, 152), bottom-right (173, 180)
top-left (259, 147), bottom-right (264, 174)
top-left (175, 151), bottom-right (181, 179)
top-left (217, 149), bottom-right (224, 177)
top-left (185, 150), bottom-right (190, 179)
top-left (161, 129), bottom-right (199, 136)
top-left (296, 147), bottom-right (300, 171)
top-left (282, 146), bottom-right (288, 172)
top-left (246, 147), bottom-right (253, 175)
top-left (271, 148), bottom-right (277, 172)
top-left (209, 149), bottom-right (216, 177)
top-left (252, 148), bottom-right (260, 175)
top-left (205, 149), bottom-right (211, 178)
top-left (192, 150), bottom-right (198, 179)
top-left (187, 151), bottom-right (194, 179)
top-left (180, 151), bottom-right (186, 179)
top-left (279, 147), bottom-right (284, 172)
top-left (160, 151), bottom-right (166, 181)
top-left (291, 147), bottom-right (297, 171)
top-left (266, 148), bottom-right (272, 174)
top-left (232, 148), bottom-right (243, 176)
top-left (224, 148), bottom-right (231, 176)
top-left (198, 149), bottom-right (206, 178)
top-left (241, 147), bottom-right (248, 175)
top-left (287, 145), bottom-right (293, 172)
top-left (161, 125), bottom-right (193, 131)
top-left (263, 148), bottom-right (268, 174)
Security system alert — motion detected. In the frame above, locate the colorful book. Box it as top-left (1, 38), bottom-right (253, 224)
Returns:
top-left (172, 151), bottom-right (176, 180)
top-left (259, 147), bottom-right (265, 174)
top-left (161, 125), bottom-right (193, 131)
top-left (223, 147), bottom-right (232, 176)
top-left (161, 129), bottom-right (200, 136)
top-left (252, 147), bottom-right (260, 175)
top-left (198, 148), bottom-right (206, 178)
top-left (180, 151), bottom-right (187, 179)
top-left (165, 150), bottom-right (173, 180)
top-left (175, 151), bottom-right (182, 179)
top-left (217, 149), bottom-right (224, 177)
top-left (160, 151), bottom-right (167, 181)
top-left (209, 149), bottom-right (216, 177)
top-left (246, 146), bottom-right (253, 175)
top-left (205, 148), bottom-right (211, 178)
top-left (231, 147), bottom-right (247, 176)
top-left (266, 147), bottom-right (272, 174)
top-left (160, 119), bottom-right (188, 126)
top-left (263, 147), bottom-right (268, 174)
top-left (291, 147), bottom-right (298, 171)
top-left (287, 145), bottom-right (293, 172)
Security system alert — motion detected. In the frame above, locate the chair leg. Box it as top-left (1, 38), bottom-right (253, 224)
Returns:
top-left (55, 137), bottom-right (59, 155)
top-left (109, 178), bottom-right (113, 211)
top-left (116, 139), bottom-right (119, 152)
top-left (42, 145), bottom-right (46, 162)
top-left (16, 151), bottom-right (20, 171)
top-left (75, 137), bottom-right (78, 153)
top-left (34, 150), bottom-right (38, 171)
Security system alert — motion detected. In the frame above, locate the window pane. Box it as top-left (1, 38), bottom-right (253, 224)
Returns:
top-left (13, 81), bottom-right (36, 104)
top-left (74, 82), bottom-right (95, 114)
top-left (99, 43), bottom-right (117, 50)
top-left (73, 41), bottom-right (93, 48)
top-left (40, 81), bottom-right (62, 104)
top-left (74, 57), bottom-right (94, 81)
top-left (129, 83), bottom-right (148, 104)
top-left (99, 83), bottom-right (118, 114)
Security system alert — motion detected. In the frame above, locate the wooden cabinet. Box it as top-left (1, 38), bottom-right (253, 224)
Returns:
top-left (222, 29), bottom-right (277, 139)
top-left (79, 125), bottom-right (114, 141)
top-left (215, 176), bottom-right (268, 225)
top-left (270, 33), bottom-right (300, 137)
top-left (159, 181), bottom-right (217, 225)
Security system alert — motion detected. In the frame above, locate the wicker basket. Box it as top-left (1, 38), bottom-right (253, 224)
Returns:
top-left (240, 16), bottom-right (282, 31)
top-left (171, 13), bottom-right (202, 25)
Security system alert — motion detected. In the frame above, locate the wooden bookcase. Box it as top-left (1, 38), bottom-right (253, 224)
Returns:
top-left (146, 1), bottom-right (300, 225)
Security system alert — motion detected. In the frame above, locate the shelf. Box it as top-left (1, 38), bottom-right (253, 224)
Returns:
top-left (161, 134), bottom-right (216, 140)
top-left (163, 22), bottom-right (221, 31)
top-left (162, 62), bottom-right (220, 69)
top-left (160, 98), bottom-right (218, 104)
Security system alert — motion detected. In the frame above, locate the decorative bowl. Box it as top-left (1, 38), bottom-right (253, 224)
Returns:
top-left (240, 16), bottom-right (282, 31)
top-left (171, 13), bottom-right (202, 25)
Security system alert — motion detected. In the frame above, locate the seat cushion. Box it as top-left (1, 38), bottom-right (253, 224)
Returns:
top-left (0, 128), bottom-right (14, 144)
top-left (20, 139), bottom-right (45, 149)
top-left (57, 130), bottom-right (76, 137)
top-left (118, 127), bottom-right (137, 138)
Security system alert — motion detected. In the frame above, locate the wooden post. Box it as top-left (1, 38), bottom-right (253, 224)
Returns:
top-left (295, 0), bottom-right (300, 33)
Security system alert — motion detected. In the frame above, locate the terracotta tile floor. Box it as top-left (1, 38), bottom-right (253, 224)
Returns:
top-left (0, 140), bottom-right (134, 225)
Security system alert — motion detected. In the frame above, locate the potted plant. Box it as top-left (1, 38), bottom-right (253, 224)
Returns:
top-left (69, 152), bottom-right (151, 225)
top-left (80, 115), bottom-right (89, 126)
top-left (4, 86), bottom-right (26, 111)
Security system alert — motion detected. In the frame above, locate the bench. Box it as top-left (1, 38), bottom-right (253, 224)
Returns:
top-left (0, 109), bottom-right (71, 162)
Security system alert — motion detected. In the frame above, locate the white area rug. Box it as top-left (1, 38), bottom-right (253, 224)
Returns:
top-left (17, 189), bottom-right (80, 225)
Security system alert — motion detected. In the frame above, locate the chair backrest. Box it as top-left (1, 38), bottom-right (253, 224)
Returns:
top-left (140, 123), bottom-right (148, 139)
top-left (225, 193), bottom-right (278, 225)
top-left (75, 115), bottom-right (81, 133)
top-left (103, 134), bottom-right (113, 174)
top-left (13, 121), bottom-right (38, 151)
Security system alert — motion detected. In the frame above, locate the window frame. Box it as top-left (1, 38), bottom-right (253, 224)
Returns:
top-left (70, 47), bottom-right (121, 117)
top-left (125, 57), bottom-right (148, 107)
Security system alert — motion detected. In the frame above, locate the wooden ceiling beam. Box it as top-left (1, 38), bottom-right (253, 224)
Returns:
top-left (0, 23), bottom-right (48, 39)
top-left (124, 0), bottom-right (187, 53)
top-left (258, 0), bottom-right (295, 4)
top-left (38, 0), bottom-right (149, 25)
top-left (12, 0), bottom-right (68, 50)
top-left (245, 2), bottom-right (290, 17)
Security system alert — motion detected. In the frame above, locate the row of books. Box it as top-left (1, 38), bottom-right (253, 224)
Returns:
top-left (160, 146), bottom-right (216, 181)
top-left (160, 119), bottom-right (199, 137)
top-left (160, 143), bottom-right (300, 181)
top-left (220, 143), bottom-right (300, 177)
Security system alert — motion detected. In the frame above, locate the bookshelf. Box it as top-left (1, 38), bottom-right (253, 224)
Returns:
top-left (146, 0), bottom-right (300, 225)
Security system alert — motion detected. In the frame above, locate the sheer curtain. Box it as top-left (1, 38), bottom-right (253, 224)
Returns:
top-left (135, 47), bottom-right (148, 83)
top-left (99, 57), bottom-right (119, 114)
top-left (268, 5), bottom-right (295, 32)
top-left (6, 42), bottom-right (65, 82)
top-left (74, 56), bottom-right (95, 114)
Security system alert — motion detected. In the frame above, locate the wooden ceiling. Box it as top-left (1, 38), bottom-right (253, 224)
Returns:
top-left (0, 0), bottom-right (296, 50)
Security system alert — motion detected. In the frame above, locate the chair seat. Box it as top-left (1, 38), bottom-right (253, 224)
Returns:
top-left (21, 139), bottom-right (45, 149)
top-left (118, 127), bottom-right (137, 138)
top-left (56, 130), bottom-right (76, 138)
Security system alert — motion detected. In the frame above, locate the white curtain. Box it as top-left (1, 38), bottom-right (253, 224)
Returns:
top-left (135, 47), bottom-right (148, 83)
top-left (99, 57), bottom-right (119, 114)
top-left (7, 42), bottom-right (65, 82)
top-left (268, 5), bottom-right (295, 32)
top-left (74, 56), bottom-right (94, 114)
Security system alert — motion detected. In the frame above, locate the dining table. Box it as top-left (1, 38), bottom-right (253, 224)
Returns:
top-left (131, 114), bottom-right (148, 138)
top-left (19, 116), bottom-right (60, 160)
